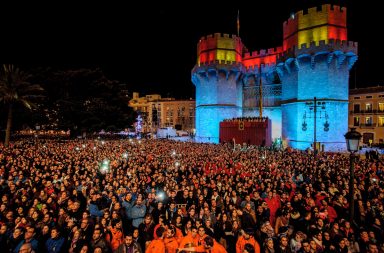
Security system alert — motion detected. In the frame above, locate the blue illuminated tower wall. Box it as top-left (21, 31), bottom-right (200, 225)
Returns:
top-left (277, 40), bottom-right (357, 151)
top-left (192, 34), bottom-right (243, 143)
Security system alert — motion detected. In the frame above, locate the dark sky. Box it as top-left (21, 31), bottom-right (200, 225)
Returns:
top-left (1, 1), bottom-right (381, 99)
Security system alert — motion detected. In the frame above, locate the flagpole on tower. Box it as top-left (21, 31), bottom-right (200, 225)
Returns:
top-left (237, 9), bottom-right (240, 37)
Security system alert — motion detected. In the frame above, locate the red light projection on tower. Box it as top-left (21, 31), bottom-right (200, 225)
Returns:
top-left (242, 48), bottom-right (283, 68)
top-left (197, 33), bottom-right (243, 65)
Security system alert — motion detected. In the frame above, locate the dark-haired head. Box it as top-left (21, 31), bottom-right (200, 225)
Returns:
top-left (244, 243), bottom-right (255, 253)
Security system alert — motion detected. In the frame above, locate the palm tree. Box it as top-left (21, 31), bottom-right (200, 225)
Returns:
top-left (0, 64), bottom-right (44, 147)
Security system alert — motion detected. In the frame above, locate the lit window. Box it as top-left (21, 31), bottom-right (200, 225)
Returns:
top-left (353, 117), bottom-right (359, 126)
top-left (379, 103), bottom-right (384, 112)
top-left (365, 117), bottom-right (372, 125)
top-left (379, 117), bottom-right (384, 127)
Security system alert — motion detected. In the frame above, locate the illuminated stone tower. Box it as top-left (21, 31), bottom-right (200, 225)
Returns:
top-left (277, 4), bottom-right (357, 151)
top-left (192, 33), bottom-right (244, 143)
top-left (192, 4), bottom-right (358, 151)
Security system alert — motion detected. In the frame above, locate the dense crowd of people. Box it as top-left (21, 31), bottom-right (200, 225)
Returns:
top-left (0, 139), bottom-right (383, 253)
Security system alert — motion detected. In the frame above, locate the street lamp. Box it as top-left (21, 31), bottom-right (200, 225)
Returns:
top-left (344, 127), bottom-right (362, 223)
top-left (304, 97), bottom-right (327, 160)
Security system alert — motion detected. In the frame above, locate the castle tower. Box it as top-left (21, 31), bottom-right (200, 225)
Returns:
top-left (191, 33), bottom-right (244, 143)
top-left (278, 4), bottom-right (358, 151)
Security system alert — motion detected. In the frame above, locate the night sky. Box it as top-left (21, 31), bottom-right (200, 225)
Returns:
top-left (2, 1), bottom-right (381, 99)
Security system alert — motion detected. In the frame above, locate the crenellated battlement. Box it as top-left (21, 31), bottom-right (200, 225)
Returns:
top-left (283, 4), bottom-right (346, 28)
top-left (244, 63), bottom-right (276, 73)
top-left (299, 39), bottom-right (357, 51)
top-left (283, 14), bottom-right (298, 38)
top-left (197, 32), bottom-right (242, 51)
top-left (196, 60), bottom-right (242, 66)
top-left (199, 33), bottom-right (241, 43)
top-left (243, 47), bottom-right (283, 59)
top-left (277, 39), bottom-right (357, 61)
top-left (304, 4), bottom-right (345, 16)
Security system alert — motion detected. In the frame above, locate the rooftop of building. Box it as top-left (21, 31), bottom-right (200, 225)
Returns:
top-left (349, 86), bottom-right (384, 95)
top-left (129, 92), bottom-right (195, 105)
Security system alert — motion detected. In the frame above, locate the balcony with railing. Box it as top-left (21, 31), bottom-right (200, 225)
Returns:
top-left (360, 123), bottom-right (376, 128)
top-left (350, 109), bottom-right (384, 114)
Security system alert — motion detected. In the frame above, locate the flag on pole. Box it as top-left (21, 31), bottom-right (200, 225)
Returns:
top-left (237, 9), bottom-right (240, 37)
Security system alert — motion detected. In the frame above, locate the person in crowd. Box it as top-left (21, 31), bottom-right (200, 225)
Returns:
top-left (106, 218), bottom-right (124, 252)
top-left (236, 229), bottom-right (260, 253)
top-left (89, 228), bottom-right (109, 253)
top-left (297, 240), bottom-right (312, 253)
top-left (179, 226), bottom-right (199, 249)
top-left (115, 233), bottom-right (142, 253)
top-left (164, 226), bottom-right (179, 253)
top-left (244, 243), bottom-right (255, 253)
top-left (18, 242), bottom-right (35, 253)
top-left (145, 227), bottom-right (165, 253)
top-left (263, 238), bottom-right (275, 253)
top-left (14, 226), bottom-right (39, 253)
top-left (275, 234), bottom-right (292, 253)
top-left (45, 227), bottom-right (65, 253)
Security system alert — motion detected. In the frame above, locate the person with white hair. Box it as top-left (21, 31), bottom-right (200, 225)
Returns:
top-left (18, 242), bottom-right (35, 253)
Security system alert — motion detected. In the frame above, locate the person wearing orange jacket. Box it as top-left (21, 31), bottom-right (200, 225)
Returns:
top-left (197, 227), bottom-right (208, 247)
top-left (153, 215), bottom-right (167, 240)
top-left (203, 236), bottom-right (227, 253)
top-left (106, 218), bottom-right (125, 252)
top-left (146, 227), bottom-right (166, 253)
top-left (174, 225), bottom-right (184, 245)
top-left (236, 229), bottom-right (260, 253)
top-left (177, 236), bottom-right (227, 253)
top-left (164, 226), bottom-right (179, 253)
top-left (179, 227), bottom-right (199, 249)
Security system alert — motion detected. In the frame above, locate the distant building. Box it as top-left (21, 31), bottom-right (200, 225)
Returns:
top-left (128, 92), bottom-right (195, 133)
top-left (349, 86), bottom-right (384, 145)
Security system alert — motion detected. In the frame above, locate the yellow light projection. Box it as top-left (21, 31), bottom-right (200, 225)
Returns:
top-left (297, 7), bottom-right (329, 47)
top-left (216, 50), bottom-right (237, 62)
top-left (216, 37), bottom-right (237, 62)
top-left (298, 26), bottom-right (328, 47)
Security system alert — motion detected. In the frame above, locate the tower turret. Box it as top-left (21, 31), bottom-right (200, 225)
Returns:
top-left (192, 33), bottom-right (244, 143)
top-left (283, 4), bottom-right (347, 51)
top-left (278, 4), bottom-right (357, 151)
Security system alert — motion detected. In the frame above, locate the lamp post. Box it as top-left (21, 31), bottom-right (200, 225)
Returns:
top-left (344, 127), bottom-right (362, 223)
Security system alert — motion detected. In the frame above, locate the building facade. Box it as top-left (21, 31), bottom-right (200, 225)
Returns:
top-left (349, 87), bottom-right (384, 145)
top-left (192, 4), bottom-right (357, 151)
top-left (128, 92), bottom-right (195, 133)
